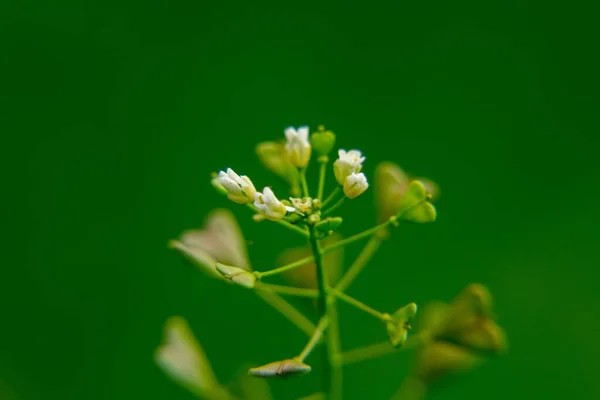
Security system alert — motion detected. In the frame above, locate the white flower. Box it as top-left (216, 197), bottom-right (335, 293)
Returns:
top-left (334, 149), bottom-right (365, 185)
top-left (254, 187), bottom-right (294, 221)
top-left (284, 126), bottom-right (311, 168)
top-left (343, 172), bottom-right (369, 199)
top-left (218, 168), bottom-right (256, 204)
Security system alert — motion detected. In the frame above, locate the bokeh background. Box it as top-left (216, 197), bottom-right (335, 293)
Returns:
top-left (2, 1), bottom-right (599, 399)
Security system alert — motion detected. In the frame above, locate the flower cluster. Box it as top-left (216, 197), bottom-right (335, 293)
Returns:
top-left (159, 125), bottom-right (506, 400)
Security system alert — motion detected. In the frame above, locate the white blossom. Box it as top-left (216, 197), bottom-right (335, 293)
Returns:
top-left (284, 126), bottom-right (311, 168)
top-left (254, 187), bottom-right (295, 221)
top-left (333, 149), bottom-right (365, 185)
top-left (343, 172), bottom-right (369, 199)
top-left (218, 168), bottom-right (256, 204)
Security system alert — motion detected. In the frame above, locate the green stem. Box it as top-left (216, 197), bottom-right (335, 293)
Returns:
top-left (257, 283), bottom-right (319, 298)
top-left (297, 317), bottom-right (329, 362)
top-left (275, 219), bottom-right (310, 237)
top-left (308, 226), bottom-right (341, 399)
top-left (329, 289), bottom-right (388, 322)
top-left (300, 168), bottom-right (310, 198)
top-left (322, 220), bottom-right (391, 255)
top-left (321, 198), bottom-right (429, 254)
top-left (254, 290), bottom-right (316, 337)
top-left (317, 157), bottom-right (328, 200)
top-left (322, 186), bottom-right (341, 208)
top-left (327, 297), bottom-right (343, 399)
top-left (322, 197), bottom-right (345, 217)
top-left (257, 255), bottom-right (314, 278)
top-left (340, 334), bottom-right (426, 365)
top-left (334, 236), bottom-right (383, 293)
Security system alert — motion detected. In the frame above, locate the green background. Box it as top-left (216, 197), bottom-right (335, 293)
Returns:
top-left (2, 0), bottom-right (599, 399)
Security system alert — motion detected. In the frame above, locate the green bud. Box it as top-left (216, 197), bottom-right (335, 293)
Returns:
top-left (315, 217), bottom-right (343, 233)
top-left (386, 303), bottom-right (418, 347)
top-left (216, 263), bottom-right (257, 289)
top-left (310, 126), bottom-right (336, 156)
top-left (248, 358), bottom-right (311, 378)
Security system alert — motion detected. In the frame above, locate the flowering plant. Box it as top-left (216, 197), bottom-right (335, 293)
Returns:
top-left (157, 125), bottom-right (507, 399)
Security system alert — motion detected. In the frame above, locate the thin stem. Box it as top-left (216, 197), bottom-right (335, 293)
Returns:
top-left (327, 296), bottom-right (343, 399)
top-left (334, 236), bottom-right (383, 293)
top-left (322, 220), bottom-right (391, 255)
top-left (254, 290), bottom-right (316, 337)
top-left (322, 186), bottom-right (341, 208)
top-left (340, 335), bottom-right (425, 365)
top-left (297, 317), bottom-right (329, 362)
top-left (257, 283), bottom-right (319, 298)
top-left (247, 203), bottom-right (309, 238)
top-left (321, 198), bottom-right (429, 254)
top-left (339, 341), bottom-right (396, 365)
top-left (317, 157), bottom-right (328, 200)
top-left (308, 226), bottom-right (336, 399)
top-left (322, 197), bottom-right (345, 217)
top-left (330, 289), bottom-right (388, 322)
top-left (257, 255), bottom-right (314, 278)
top-left (300, 168), bottom-right (310, 198)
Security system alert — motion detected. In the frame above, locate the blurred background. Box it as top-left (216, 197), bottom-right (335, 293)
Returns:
top-left (2, 0), bottom-right (599, 399)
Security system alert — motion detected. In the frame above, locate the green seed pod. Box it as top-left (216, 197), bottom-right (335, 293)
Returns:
top-left (315, 217), bottom-right (343, 233)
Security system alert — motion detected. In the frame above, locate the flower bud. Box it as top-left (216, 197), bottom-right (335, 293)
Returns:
top-left (218, 168), bottom-right (257, 204)
top-left (216, 263), bottom-right (257, 289)
top-left (315, 217), bottom-right (343, 233)
top-left (333, 149), bottom-right (365, 185)
top-left (284, 126), bottom-right (312, 168)
top-left (254, 187), bottom-right (295, 221)
top-left (310, 126), bottom-right (336, 156)
top-left (249, 358), bottom-right (311, 378)
top-left (343, 172), bottom-right (369, 199)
